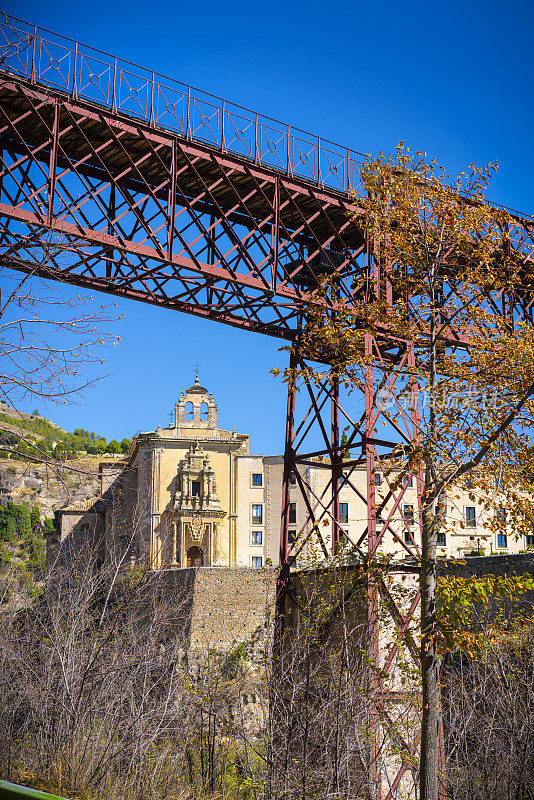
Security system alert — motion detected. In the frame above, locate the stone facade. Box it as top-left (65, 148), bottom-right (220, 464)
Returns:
top-left (53, 378), bottom-right (534, 571)
top-left (50, 497), bottom-right (106, 567)
top-left (260, 461), bottom-right (534, 565)
top-left (55, 378), bottom-right (262, 570)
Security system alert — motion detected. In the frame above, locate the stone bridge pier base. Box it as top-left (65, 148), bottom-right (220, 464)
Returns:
top-left (284, 565), bottom-right (421, 800)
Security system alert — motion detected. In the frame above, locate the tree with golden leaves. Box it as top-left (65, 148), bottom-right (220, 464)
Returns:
top-left (288, 143), bottom-right (534, 800)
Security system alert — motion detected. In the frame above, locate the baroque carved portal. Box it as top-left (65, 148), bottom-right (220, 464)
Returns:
top-left (173, 442), bottom-right (225, 567)
top-left (212, 522), bottom-right (224, 566)
top-left (190, 514), bottom-right (203, 541)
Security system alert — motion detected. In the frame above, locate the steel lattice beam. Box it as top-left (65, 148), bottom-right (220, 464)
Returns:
top-left (0, 73), bottom-right (370, 340)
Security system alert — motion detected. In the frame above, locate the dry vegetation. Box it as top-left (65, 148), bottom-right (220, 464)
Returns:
top-left (1, 545), bottom-right (533, 800)
top-left (0, 546), bottom-right (268, 800)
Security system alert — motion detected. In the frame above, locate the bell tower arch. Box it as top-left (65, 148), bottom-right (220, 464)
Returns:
top-left (175, 376), bottom-right (218, 429)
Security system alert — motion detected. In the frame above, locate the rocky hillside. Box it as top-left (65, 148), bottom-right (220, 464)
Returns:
top-left (0, 454), bottom-right (107, 601)
top-left (0, 408), bottom-right (128, 595)
top-left (0, 402), bottom-right (131, 461)
top-left (0, 400), bottom-right (62, 432)
top-left (0, 404), bottom-right (130, 516)
top-left (0, 455), bottom-right (103, 518)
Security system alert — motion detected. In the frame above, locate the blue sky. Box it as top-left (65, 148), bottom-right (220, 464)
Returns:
top-left (4, 0), bottom-right (533, 452)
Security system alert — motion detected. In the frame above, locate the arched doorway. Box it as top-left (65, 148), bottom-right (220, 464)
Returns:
top-left (187, 545), bottom-right (204, 567)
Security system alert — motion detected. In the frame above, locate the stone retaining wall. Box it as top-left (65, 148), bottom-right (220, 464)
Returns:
top-left (160, 566), bottom-right (277, 652)
top-left (438, 552), bottom-right (534, 578)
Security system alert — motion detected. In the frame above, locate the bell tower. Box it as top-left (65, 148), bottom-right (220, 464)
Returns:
top-left (174, 376), bottom-right (218, 430)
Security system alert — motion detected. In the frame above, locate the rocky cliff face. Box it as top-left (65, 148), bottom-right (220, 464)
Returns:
top-left (0, 456), bottom-right (102, 518)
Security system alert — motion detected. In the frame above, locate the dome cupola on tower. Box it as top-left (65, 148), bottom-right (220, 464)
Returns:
top-left (186, 375), bottom-right (209, 394)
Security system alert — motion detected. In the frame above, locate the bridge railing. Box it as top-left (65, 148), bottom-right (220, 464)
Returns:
top-left (1, 11), bottom-right (532, 223)
top-left (0, 11), bottom-right (366, 194)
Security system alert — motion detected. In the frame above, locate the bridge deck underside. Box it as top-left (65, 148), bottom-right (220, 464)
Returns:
top-left (0, 76), bottom-right (368, 339)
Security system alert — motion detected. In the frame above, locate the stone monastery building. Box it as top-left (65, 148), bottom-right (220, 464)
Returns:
top-left (54, 377), bottom-right (534, 569)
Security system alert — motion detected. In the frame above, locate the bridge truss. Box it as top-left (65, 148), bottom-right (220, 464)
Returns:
top-left (1, 12), bottom-right (533, 799)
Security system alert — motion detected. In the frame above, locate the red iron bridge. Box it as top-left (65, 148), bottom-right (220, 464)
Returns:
top-left (1, 14), bottom-right (533, 798)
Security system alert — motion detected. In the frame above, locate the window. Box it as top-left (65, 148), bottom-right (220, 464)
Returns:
top-left (191, 480), bottom-right (201, 497)
top-left (288, 530), bottom-right (296, 545)
top-left (339, 530), bottom-right (349, 545)
top-left (251, 473), bottom-right (263, 487)
top-left (437, 531), bottom-right (446, 546)
top-left (496, 507), bottom-right (506, 523)
top-left (185, 401), bottom-right (194, 421)
top-left (497, 533), bottom-right (508, 548)
top-left (403, 504), bottom-right (414, 525)
top-left (289, 472), bottom-right (297, 486)
top-left (375, 472), bottom-right (382, 486)
top-left (404, 476), bottom-right (414, 488)
top-left (339, 503), bottom-right (348, 523)
top-left (252, 504), bottom-right (263, 525)
top-left (404, 528), bottom-right (414, 544)
top-left (526, 534), bottom-right (534, 547)
top-left (252, 556), bottom-right (263, 568)
top-left (465, 507), bottom-right (476, 527)
top-left (289, 502), bottom-right (297, 524)
top-left (251, 530), bottom-right (263, 545)
top-left (338, 473), bottom-right (346, 488)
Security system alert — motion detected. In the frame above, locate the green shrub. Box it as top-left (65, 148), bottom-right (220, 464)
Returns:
top-left (43, 518), bottom-right (56, 535)
top-left (16, 502), bottom-right (32, 540)
top-left (105, 439), bottom-right (122, 454)
top-left (0, 502), bottom-right (18, 542)
top-left (30, 505), bottom-right (41, 532)
top-left (27, 533), bottom-right (45, 574)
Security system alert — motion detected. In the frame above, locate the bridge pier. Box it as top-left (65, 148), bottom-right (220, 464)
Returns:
top-left (279, 564), bottom-right (422, 800)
